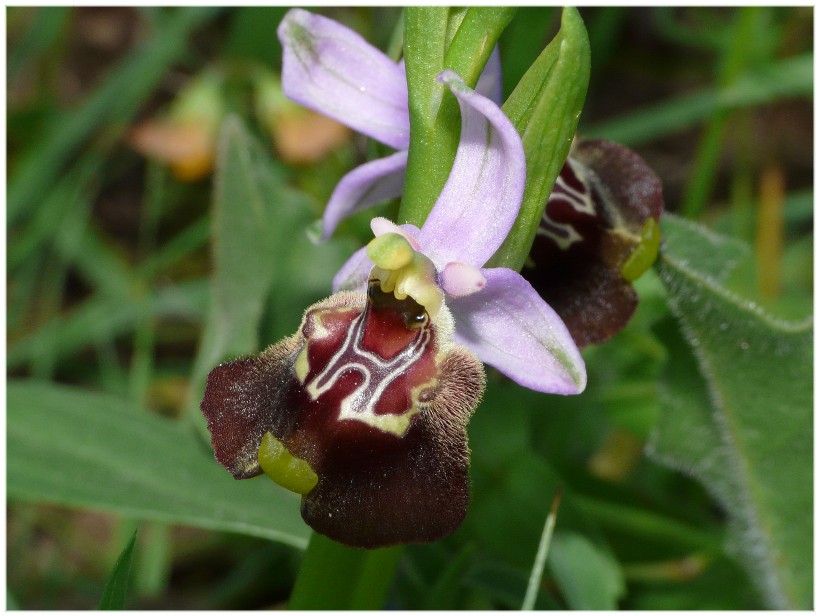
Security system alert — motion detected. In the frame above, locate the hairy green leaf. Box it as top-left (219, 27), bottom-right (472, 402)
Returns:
top-left (98, 531), bottom-right (137, 610)
top-left (659, 213), bottom-right (750, 282)
top-left (8, 381), bottom-right (310, 548)
top-left (651, 219), bottom-right (812, 609)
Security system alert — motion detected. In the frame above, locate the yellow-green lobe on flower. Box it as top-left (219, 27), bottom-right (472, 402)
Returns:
top-left (258, 432), bottom-right (318, 495)
top-left (367, 233), bottom-right (443, 318)
top-left (621, 217), bottom-right (661, 283)
top-left (366, 233), bottom-right (415, 270)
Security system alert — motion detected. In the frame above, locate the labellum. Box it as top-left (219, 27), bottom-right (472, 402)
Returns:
top-left (202, 276), bottom-right (484, 549)
top-left (523, 139), bottom-right (664, 348)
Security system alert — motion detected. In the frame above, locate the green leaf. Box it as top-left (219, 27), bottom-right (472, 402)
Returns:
top-left (7, 380), bottom-right (310, 548)
top-left (490, 7), bottom-right (591, 270)
top-left (659, 213), bottom-right (750, 283)
top-left (8, 6), bottom-right (71, 80)
top-left (202, 116), bottom-right (279, 359)
top-left (650, 219), bottom-right (813, 609)
top-left (547, 531), bottom-right (625, 610)
top-left (98, 531), bottom-right (137, 610)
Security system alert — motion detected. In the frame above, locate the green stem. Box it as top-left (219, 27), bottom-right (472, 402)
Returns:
top-left (400, 8), bottom-right (516, 228)
top-left (288, 532), bottom-right (402, 609)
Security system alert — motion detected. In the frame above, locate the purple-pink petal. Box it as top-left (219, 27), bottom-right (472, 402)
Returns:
top-left (417, 70), bottom-right (525, 269)
top-left (320, 151), bottom-right (408, 240)
top-left (475, 46), bottom-right (503, 104)
top-left (278, 9), bottom-right (410, 150)
top-left (446, 268), bottom-right (586, 395)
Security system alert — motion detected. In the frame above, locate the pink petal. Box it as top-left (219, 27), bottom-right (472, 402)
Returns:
top-left (320, 151), bottom-right (408, 240)
top-left (278, 9), bottom-right (410, 150)
top-left (447, 267), bottom-right (586, 394)
top-left (475, 46), bottom-right (503, 104)
top-left (417, 70), bottom-right (525, 268)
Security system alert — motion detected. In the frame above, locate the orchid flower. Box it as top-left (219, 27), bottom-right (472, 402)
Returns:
top-left (201, 66), bottom-right (584, 549)
top-left (522, 139), bottom-right (664, 347)
top-left (278, 8), bottom-right (502, 240)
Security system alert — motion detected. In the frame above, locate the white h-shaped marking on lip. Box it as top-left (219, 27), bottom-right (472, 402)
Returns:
top-left (537, 161), bottom-right (596, 250)
top-left (304, 309), bottom-right (432, 436)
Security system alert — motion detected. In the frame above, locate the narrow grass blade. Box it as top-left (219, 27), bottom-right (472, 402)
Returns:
top-left (521, 487), bottom-right (562, 610)
top-left (98, 531), bottom-right (137, 609)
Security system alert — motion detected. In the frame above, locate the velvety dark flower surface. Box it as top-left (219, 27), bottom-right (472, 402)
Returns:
top-left (202, 287), bottom-right (484, 548)
top-left (523, 139), bottom-right (665, 348)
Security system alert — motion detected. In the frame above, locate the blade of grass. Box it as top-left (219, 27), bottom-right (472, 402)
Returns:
top-left (423, 543), bottom-right (477, 609)
top-left (8, 6), bottom-right (71, 80)
top-left (136, 216), bottom-right (211, 281)
top-left (522, 487), bottom-right (562, 610)
top-left (98, 530), bottom-right (137, 610)
top-left (8, 280), bottom-right (209, 370)
top-left (571, 493), bottom-right (724, 553)
top-left (127, 161), bottom-right (173, 600)
top-left (133, 523), bottom-right (172, 599)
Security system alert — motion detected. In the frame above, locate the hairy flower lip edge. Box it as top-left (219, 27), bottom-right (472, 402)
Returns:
top-left (201, 287), bottom-right (486, 548)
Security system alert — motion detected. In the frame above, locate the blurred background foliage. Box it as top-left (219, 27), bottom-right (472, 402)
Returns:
top-left (6, 6), bottom-right (813, 609)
